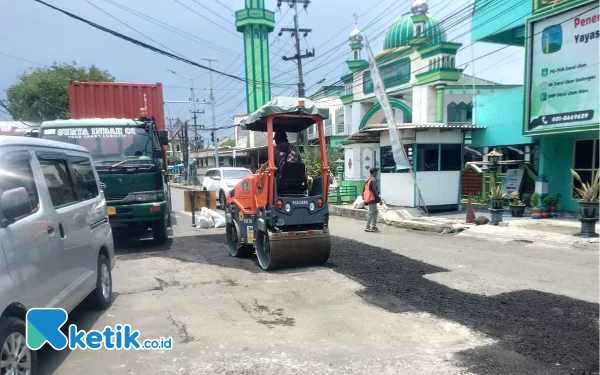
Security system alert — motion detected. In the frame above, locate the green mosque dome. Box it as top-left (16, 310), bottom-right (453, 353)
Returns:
top-left (383, 4), bottom-right (447, 50)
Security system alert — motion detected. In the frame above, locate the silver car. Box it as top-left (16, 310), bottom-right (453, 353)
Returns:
top-left (0, 136), bottom-right (115, 374)
top-left (202, 167), bottom-right (252, 207)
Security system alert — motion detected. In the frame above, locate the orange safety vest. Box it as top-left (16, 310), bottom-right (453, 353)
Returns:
top-left (363, 177), bottom-right (376, 204)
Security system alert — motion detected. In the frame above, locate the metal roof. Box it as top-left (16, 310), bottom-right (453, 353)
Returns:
top-left (0, 135), bottom-right (88, 152)
top-left (447, 74), bottom-right (500, 86)
top-left (361, 123), bottom-right (485, 131)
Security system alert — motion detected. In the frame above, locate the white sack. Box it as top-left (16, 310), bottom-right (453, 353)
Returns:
top-left (197, 215), bottom-right (214, 228)
top-left (206, 209), bottom-right (226, 228)
top-left (352, 195), bottom-right (365, 209)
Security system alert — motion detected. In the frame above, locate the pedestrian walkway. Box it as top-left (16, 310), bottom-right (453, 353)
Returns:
top-left (329, 204), bottom-right (599, 250)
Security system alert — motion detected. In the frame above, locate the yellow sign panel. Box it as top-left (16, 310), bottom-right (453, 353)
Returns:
top-left (239, 211), bottom-right (244, 221)
top-left (106, 207), bottom-right (116, 215)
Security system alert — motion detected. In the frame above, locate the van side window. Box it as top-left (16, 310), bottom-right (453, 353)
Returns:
top-left (71, 157), bottom-right (99, 200)
top-left (39, 159), bottom-right (77, 207)
top-left (0, 154), bottom-right (39, 218)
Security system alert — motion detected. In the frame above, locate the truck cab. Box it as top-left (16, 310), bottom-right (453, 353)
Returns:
top-left (38, 114), bottom-right (171, 243)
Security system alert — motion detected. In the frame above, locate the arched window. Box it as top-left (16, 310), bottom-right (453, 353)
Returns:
top-left (443, 56), bottom-right (448, 68)
top-left (353, 50), bottom-right (360, 60)
top-left (429, 59), bottom-right (432, 70)
top-left (447, 102), bottom-right (473, 123)
top-left (416, 25), bottom-right (422, 36)
top-left (450, 57), bottom-right (455, 67)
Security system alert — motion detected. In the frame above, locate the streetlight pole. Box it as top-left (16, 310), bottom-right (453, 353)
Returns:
top-left (201, 59), bottom-right (219, 168)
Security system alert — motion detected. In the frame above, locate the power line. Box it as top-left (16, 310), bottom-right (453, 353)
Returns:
top-left (189, 0), bottom-right (234, 26)
top-left (85, 0), bottom-right (186, 58)
top-left (213, 0), bottom-right (234, 13)
top-left (0, 52), bottom-right (48, 66)
top-left (312, 0), bottom-right (530, 103)
top-left (32, 0), bottom-right (295, 88)
top-left (172, 0), bottom-right (240, 38)
top-left (100, 0), bottom-right (240, 58)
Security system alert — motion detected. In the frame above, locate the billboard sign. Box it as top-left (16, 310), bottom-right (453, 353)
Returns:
top-left (526, 2), bottom-right (599, 134)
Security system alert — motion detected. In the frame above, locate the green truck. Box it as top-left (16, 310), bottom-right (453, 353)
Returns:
top-left (39, 116), bottom-right (172, 243)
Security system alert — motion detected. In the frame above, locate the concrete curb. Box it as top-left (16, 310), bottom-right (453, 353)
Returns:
top-left (329, 205), bottom-right (455, 234)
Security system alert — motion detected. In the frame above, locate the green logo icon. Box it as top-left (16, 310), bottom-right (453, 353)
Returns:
top-left (541, 68), bottom-right (548, 77)
top-left (242, 181), bottom-right (248, 191)
top-left (542, 25), bottom-right (562, 54)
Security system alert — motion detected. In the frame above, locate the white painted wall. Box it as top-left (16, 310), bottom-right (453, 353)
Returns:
top-left (344, 148), bottom-right (360, 180)
top-left (381, 173), bottom-right (414, 206)
top-left (415, 171), bottom-right (460, 206)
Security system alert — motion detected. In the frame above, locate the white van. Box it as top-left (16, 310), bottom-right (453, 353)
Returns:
top-left (0, 136), bottom-right (115, 373)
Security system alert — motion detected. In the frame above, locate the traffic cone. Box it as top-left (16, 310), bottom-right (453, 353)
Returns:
top-left (465, 198), bottom-right (476, 224)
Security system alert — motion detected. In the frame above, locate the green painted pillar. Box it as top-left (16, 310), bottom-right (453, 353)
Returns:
top-left (436, 85), bottom-right (445, 122)
top-left (235, 1), bottom-right (275, 113)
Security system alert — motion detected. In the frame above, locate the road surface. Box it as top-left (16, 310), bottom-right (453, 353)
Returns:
top-left (37, 187), bottom-right (599, 375)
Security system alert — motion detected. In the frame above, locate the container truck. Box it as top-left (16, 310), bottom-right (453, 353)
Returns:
top-left (39, 81), bottom-right (172, 243)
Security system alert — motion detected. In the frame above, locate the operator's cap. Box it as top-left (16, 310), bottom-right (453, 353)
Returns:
top-left (274, 131), bottom-right (288, 142)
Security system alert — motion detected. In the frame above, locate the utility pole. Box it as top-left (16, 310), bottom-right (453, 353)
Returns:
top-left (190, 109), bottom-right (205, 150)
top-left (182, 121), bottom-right (190, 183)
top-left (278, 0), bottom-right (314, 148)
top-left (202, 58), bottom-right (219, 168)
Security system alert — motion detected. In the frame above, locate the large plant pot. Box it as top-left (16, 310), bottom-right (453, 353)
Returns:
top-left (578, 201), bottom-right (599, 219)
top-left (509, 205), bottom-right (525, 217)
top-left (531, 208), bottom-right (542, 219)
top-left (490, 198), bottom-right (504, 210)
top-left (549, 205), bottom-right (557, 218)
top-left (541, 207), bottom-right (549, 219)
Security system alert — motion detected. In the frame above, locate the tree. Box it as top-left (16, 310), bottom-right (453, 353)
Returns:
top-left (219, 138), bottom-right (236, 148)
top-left (168, 155), bottom-right (181, 165)
top-left (5, 62), bottom-right (114, 121)
top-left (302, 146), bottom-right (343, 179)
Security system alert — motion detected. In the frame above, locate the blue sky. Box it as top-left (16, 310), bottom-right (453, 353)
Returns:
top-left (1, 0), bottom-right (525, 138)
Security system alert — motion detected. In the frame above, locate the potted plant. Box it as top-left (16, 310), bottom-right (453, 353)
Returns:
top-left (542, 195), bottom-right (555, 219)
top-left (509, 192), bottom-right (526, 217)
top-left (571, 169), bottom-right (599, 218)
top-left (543, 193), bottom-right (561, 218)
top-left (530, 192), bottom-right (542, 219)
top-left (489, 183), bottom-right (504, 209)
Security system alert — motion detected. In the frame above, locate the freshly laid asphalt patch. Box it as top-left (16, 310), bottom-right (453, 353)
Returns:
top-left (117, 232), bottom-right (599, 375)
top-left (328, 237), bottom-right (599, 375)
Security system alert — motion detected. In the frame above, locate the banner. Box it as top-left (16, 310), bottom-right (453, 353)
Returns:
top-left (363, 35), bottom-right (411, 170)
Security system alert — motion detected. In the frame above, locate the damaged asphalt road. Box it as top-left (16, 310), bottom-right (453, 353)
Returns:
top-left (38, 215), bottom-right (598, 375)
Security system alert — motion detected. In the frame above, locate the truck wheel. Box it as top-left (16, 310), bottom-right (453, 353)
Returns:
top-left (152, 218), bottom-right (168, 244)
top-left (0, 317), bottom-right (37, 375)
top-left (87, 254), bottom-right (113, 309)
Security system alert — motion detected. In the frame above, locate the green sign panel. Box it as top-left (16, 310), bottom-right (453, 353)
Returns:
top-left (363, 58), bottom-right (411, 94)
top-left (526, 2), bottom-right (599, 133)
top-left (534, 0), bottom-right (577, 13)
top-left (242, 181), bottom-right (248, 191)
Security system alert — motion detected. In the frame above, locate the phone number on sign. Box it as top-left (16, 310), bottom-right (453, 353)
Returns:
top-left (552, 112), bottom-right (589, 122)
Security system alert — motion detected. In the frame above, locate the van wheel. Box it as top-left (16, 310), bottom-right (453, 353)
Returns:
top-left (0, 317), bottom-right (36, 375)
top-left (87, 254), bottom-right (113, 309)
top-left (152, 218), bottom-right (168, 244)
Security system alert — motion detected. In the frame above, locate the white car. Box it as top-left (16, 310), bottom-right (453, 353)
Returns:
top-left (0, 136), bottom-right (115, 373)
top-left (202, 167), bottom-right (252, 207)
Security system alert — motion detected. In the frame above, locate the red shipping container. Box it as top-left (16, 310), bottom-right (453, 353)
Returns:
top-left (68, 81), bottom-right (165, 131)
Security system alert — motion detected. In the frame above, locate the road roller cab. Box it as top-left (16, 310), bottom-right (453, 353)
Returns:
top-left (224, 97), bottom-right (331, 271)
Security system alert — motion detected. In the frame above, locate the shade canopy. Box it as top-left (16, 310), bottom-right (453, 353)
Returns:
top-left (241, 96), bottom-right (329, 133)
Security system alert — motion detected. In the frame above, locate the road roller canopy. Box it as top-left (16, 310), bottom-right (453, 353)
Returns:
top-left (241, 97), bottom-right (330, 133)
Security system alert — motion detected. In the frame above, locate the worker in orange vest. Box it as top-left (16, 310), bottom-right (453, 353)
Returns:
top-left (363, 167), bottom-right (381, 232)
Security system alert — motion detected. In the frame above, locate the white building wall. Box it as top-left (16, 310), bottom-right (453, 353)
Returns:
top-left (416, 171), bottom-right (461, 206)
top-left (381, 174), bottom-right (414, 206)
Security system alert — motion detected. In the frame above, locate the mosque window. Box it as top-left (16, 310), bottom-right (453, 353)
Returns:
top-left (450, 57), bottom-right (455, 68)
top-left (447, 102), bottom-right (473, 123)
top-left (416, 25), bottom-right (422, 36)
top-left (353, 50), bottom-right (360, 60)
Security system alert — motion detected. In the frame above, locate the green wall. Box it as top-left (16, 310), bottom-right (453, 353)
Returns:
top-left (538, 130), bottom-right (598, 212)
